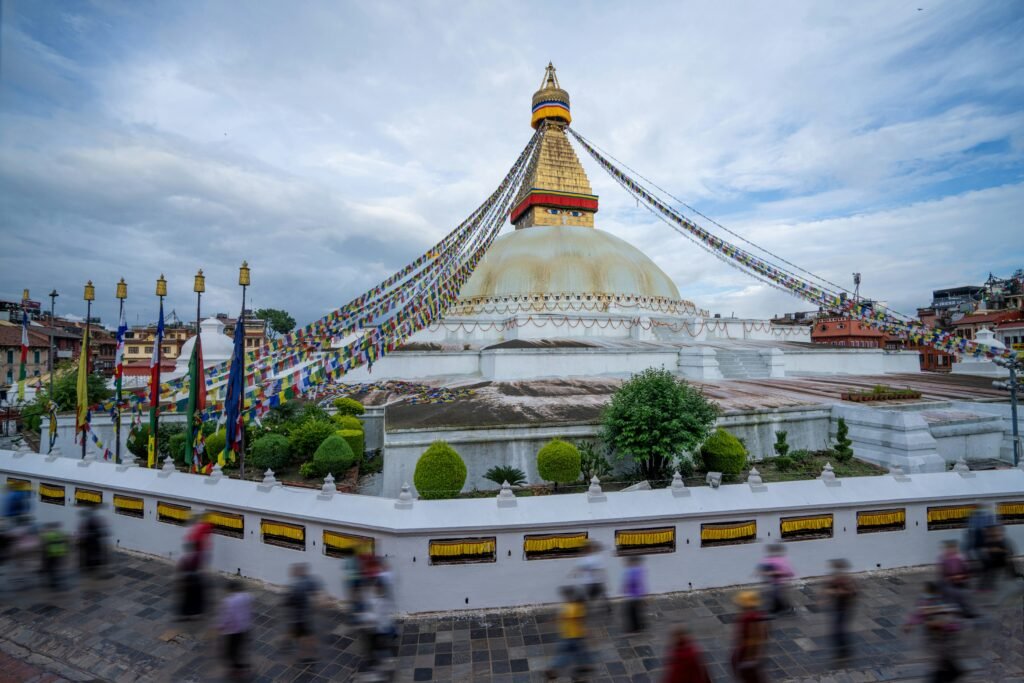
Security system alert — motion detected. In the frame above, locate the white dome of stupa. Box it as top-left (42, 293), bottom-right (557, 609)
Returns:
top-left (175, 318), bottom-right (236, 372)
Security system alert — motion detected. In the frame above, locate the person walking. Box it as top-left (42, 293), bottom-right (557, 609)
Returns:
top-left (622, 555), bottom-right (647, 633)
top-left (286, 563), bottom-right (323, 663)
top-left (39, 522), bottom-right (68, 591)
top-left (904, 581), bottom-right (964, 683)
top-left (176, 541), bottom-right (206, 620)
top-left (77, 506), bottom-right (107, 577)
top-left (663, 626), bottom-right (711, 683)
top-left (546, 586), bottom-right (592, 680)
top-left (979, 524), bottom-right (1018, 592)
top-left (937, 540), bottom-right (975, 618)
top-left (185, 514), bottom-right (214, 568)
top-left (218, 579), bottom-right (253, 681)
top-left (758, 543), bottom-right (795, 616)
top-left (573, 541), bottom-right (609, 616)
top-left (824, 558), bottom-right (857, 661)
top-left (731, 590), bottom-right (767, 683)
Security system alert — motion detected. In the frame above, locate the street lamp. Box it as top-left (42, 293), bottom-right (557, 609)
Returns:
top-left (238, 261), bottom-right (250, 478)
top-left (992, 355), bottom-right (1023, 467)
top-left (114, 278), bottom-right (127, 464)
top-left (81, 281), bottom-right (95, 459)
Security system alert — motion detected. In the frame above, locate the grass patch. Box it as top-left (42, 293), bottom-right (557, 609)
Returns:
top-left (749, 450), bottom-right (886, 482)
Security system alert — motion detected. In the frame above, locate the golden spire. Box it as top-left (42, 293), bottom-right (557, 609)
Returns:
top-left (512, 65), bottom-right (597, 229)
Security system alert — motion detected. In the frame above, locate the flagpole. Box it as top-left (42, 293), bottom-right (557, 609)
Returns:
top-left (191, 269), bottom-right (205, 472)
top-left (47, 290), bottom-right (58, 402)
top-left (114, 279), bottom-right (127, 464)
top-left (82, 281), bottom-right (95, 460)
top-left (238, 261), bottom-right (250, 480)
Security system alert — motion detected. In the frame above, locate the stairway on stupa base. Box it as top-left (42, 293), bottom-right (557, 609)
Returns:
top-left (714, 348), bottom-right (771, 379)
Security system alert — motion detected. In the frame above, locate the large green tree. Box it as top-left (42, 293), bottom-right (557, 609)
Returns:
top-left (602, 368), bottom-right (719, 481)
top-left (255, 308), bottom-right (296, 339)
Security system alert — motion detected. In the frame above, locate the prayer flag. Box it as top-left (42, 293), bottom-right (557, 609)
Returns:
top-left (183, 333), bottom-right (206, 469)
top-left (222, 318), bottom-right (246, 466)
top-left (147, 302), bottom-right (165, 467)
top-left (75, 326), bottom-right (90, 441)
top-left (17, 308), bottom-right (28, 401)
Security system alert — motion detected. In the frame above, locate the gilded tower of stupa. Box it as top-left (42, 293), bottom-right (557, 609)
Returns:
top-left (509, 63), bottom-right (599, 229)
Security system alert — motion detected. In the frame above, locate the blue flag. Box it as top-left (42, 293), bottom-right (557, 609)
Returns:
top-left (222, 318), bottom-right (246, 465)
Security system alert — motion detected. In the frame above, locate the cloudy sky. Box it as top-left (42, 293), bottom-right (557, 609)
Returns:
top-left (2, 1), bottom-right (1022, 329)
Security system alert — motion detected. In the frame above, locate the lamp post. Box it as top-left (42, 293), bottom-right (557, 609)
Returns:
top-left (114, 278), bottom-right (127, 464)
top-left (82, 281), bottom-right (95, 459)
top-left (238, 261), bottom-right (250, 479)
top-left (48, 289), bottom-right (58, 401)
top-left (151, 274), bottom-right (167, 467)
top-left (993, 355), bottom-right (1022, 467)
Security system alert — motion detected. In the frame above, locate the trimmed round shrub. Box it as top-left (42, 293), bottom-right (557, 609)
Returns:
top-left (251, 434), bottom-right (291, 471)
top-left (699, 428), bottom-right (748, 476)
top-left (312, 435), bottom-right (356, 478)
top-left (205, 430), bottom-right (227, 462)
top-left (126, 425), bottom-right (151, 459)
top-left (537, 439), bottom-right (581, 484)
top-left (288, 420), bottom-right (336, 462)
top-left (337, 429), bottom-right (364, 459)
top-left (333, 397), bottom-right (365, 417)
top-left (413, 441), bottom-right (467, 500)
top-left (333, 414), bottom-right (363, 431)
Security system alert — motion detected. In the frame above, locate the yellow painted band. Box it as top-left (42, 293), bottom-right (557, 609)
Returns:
top-left (531, 105), bottom-right (571, 128)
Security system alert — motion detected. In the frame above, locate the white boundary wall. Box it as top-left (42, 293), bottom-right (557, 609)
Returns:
top-left (3, 449), bottom-right (1022, 614)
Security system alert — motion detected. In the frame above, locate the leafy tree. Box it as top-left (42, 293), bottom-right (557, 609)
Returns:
top-left (255, 308), bottom-right (297, 339)
top-left (483, 465), bottom-right (527, 487)
top-left (336, 429), bottom-right (364, 458)
top-left (413, 441), bottom-right (467, 500)
top-left (537, 439), bottom-right (581, 485)
top-left (699, 428), bottom-right (748, 476)
top-left (602, 368), bottom-right (719, 481)
top-left (288, 420), bottom-right (336, 462)
top-left (126, 423), bottom-right (185, 462)
top-left (834, 418), bottom-right (854, 462)
top-left (578, 441), bottom-right (613, 481)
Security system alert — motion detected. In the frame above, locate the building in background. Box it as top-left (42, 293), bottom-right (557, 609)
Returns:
top-left (122, 309), bottom-right (190, 364)
top-left (0, 322), bottom-right (50, 389)
top-left (217, 311), bottom-right (267, 352)
top-left (0, 297), bottom-right (42, 323)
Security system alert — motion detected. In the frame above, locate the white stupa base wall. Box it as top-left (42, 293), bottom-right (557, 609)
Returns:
top-left (3, 449), bottom-right (1021, 614)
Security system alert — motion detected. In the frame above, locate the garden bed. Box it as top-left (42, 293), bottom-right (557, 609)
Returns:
top-left (840, 384), bottom-right (922, 402)
top-left (744, 450), bottom-right (887, 482)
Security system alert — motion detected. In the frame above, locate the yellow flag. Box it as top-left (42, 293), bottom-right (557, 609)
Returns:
top-left (76, 327), bottom-right (90, 435)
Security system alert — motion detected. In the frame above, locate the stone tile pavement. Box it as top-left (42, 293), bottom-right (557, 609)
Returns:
top-left (0, 550), bottom-right (1022, 682)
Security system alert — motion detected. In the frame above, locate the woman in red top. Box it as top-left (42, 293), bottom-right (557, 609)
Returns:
top-left (731, 590), bottom-right (767, 683)
top-left (663, 626), bottom-right (710, 683)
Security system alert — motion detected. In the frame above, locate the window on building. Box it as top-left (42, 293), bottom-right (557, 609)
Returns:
top-left (144, 346), bottom-right (153, 354)
top-left (5, 350), bottom-right (12, 363)
top-left (33, 350), bottom-right (40, 364)
top-left (129, 346), bottom-right (139, 354)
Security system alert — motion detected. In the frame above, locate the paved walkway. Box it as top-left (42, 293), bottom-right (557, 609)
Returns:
top-left (0, 550), bottom-right (1022, 682)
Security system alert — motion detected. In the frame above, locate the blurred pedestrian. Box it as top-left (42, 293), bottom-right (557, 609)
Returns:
top-left (218, 579), bottom-right (253, 681)
top-left (2, 483), bottom-right (30, 520)
top-left (937, 540), bottom-right (975, 618)
top-left (758, 543), bottom-right (795, 616)
top-left (185, 514), bottom-right (214, 568)
top-left (964, 504), bottom-right (995, 571)
top-left (358, 580), bottom-right (397, 672)
top-left (573, 541), bottom-right (609, 616)
top-left (0, 519), bottom-right (11, 592)
top-left (731, 590), bottom-right (767, 683)
top-left (663, 626), bottom-right (710, 683)
top-left (622, 555), bottom-right (647, 633)
top-left (904, 581), bottom-right (963, 682)
top-left (39, 522), bottom-right (68, 591)
top-left (176, 541), bottom-right (206, 620)
top-left (77, 506), bottom-right (107, 576)
top-left (979, 524), bottom-right (1018, 592)
top-left (824, 558), bottom-right (857, 661)
top-left (546, 586), bottom-right (592, 680)
top-left (286, 563), bottom-right (323, 663)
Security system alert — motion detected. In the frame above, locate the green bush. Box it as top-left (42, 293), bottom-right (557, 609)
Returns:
top-left (205, 429), bottom-right (227, 462)
top-left (834, 418), bottom-right (854, 462)
top-left (699, 428), bottom-right (748, 476)
top-left (578, 441), bottom-right (612, 481)
top-left (127, 424), bottom-right (150, 460)
top-left (288, 420), bottom-right (336, 462)
top-left (299, 403), bottom-right (330, 423)
top-left (312, 434), bottom-right (356, 478)
top-left (774, 455), bottom-right (796, 472)
top-left (790, 449), bottom-right (812, 463)
top-left (483, 465), bottom-right (527, 487)
top-left (251, 434), bottom-right (291, 471)
top-left (332, 414), bottom-right (363, 431)
top-left (537, 439), bottom-right (582, 484)
top-left (333, 397), bottom-right (365, 417)
top-left (168, 433), bottom-right (187, 465)
top-left (337, 429), bottom-right (364, 459)
top-left (413, 441), bottom-right (467, 500)
top-left (675, 455), bottom-right (696, 478)
top-left (298, 461), bottom-right (318, 479)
